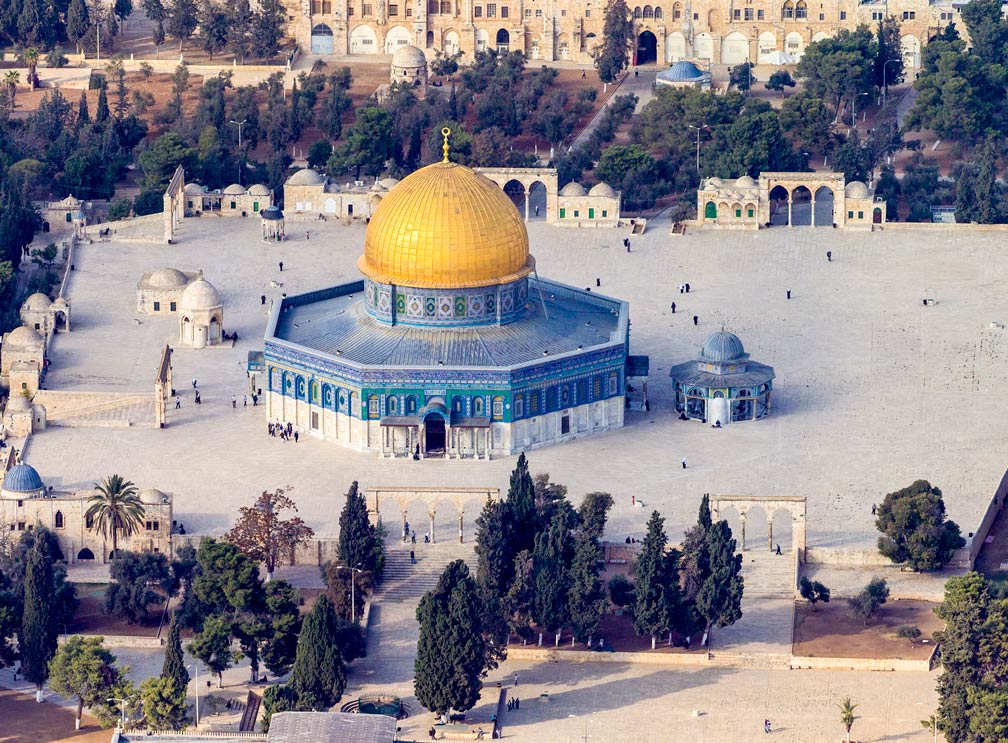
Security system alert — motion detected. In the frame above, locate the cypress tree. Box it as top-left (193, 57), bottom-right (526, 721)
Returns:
top-left (161, 614), bottom-right (189, 691)
top-left (21, 538), bottom-right (57, 701)
top-left (76, 90), bottom-right (89, 128)
top-left (505, 453), bottom-right (536, 556)
top-left (95, 87), bottom-right (109, 123)
top-left (696, 519), bottom-right (744, 642)
top-left (474, 496), bottom-right (510, 655)
top-left (337, 481), bottom-right (383, 577)
top-left (531, 513), bottom-right (572, 644)
top-left (681, 495), bottom-right (713, 633)
top-left (567, 526), bottom-right (606, 645)
top-left (632, 511), bottom-right (682, 649)
top-left (415, 560), bottom-right (486, 717)
top-left (288, 595), bottom-right (345, 710)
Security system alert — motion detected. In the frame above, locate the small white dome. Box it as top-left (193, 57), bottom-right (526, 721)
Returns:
top-left (145, 267), bottom-right (189, 289)
top-left (183, 183), bottom-right (204, 195)
top-left (392, 45), bottom-right (427, 68)
top-left (22, 292), bottom-right (52, 312)
top-left (247, 183), bottom-right (271, 196)
top-left (845, 181), bottom-right (869, 199)
top-left (180, 275), bottom-right (222, 310)
top-left (378, 177), bottom-right (400, 190)
top-left (588, 182), bottom-right (617, 198)
top-left (735, 175), bottom-right (757, 188)
top-left (52, 296), bottom-right (69, 309)
top-left (223, 183), bottom-right (246, 195)
top-left (559, 182), bottom-right (587, 197)
top-left (6, 326), bottom-right (43, 347)
top-left (286, 168), bottom-right (325, 186)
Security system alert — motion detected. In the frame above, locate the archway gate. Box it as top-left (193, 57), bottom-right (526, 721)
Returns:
top-left (758, 172), bottom-right (846, 228)
top-left (476, 167), bottom-right (559, 223)
top-left (367, 486), bottom-right (500, 543)
top-left (710, 494), bottom-right (807, 562)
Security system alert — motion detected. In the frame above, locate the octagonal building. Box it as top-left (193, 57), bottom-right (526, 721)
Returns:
top-left (263, 144), bottom-right (632, 459)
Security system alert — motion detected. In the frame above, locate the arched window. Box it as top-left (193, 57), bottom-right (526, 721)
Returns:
top-left (705, 201), bottom-right (717, 219)
top-left (643, 4), bottom-right (653, 17)
top-left (405, 395), bottom-right (418, 415)
top-left (296, 377), bottom-right (306, 399)
top-left (428, 0), bottom-right (438, 12)
top-left (54, 510), bottom-right (64, 529)
top-left (310, 381), bottom-right (319, 404)
top-left (492, 396), bottom-right (504, 420)
top-left (654, 5), bottom-right (662, 17)
top-left (782, 1), bottom-right (794, 19)
top-left (795, 0), bottom-right (807, 18)
top-left (440, 0), bottom-right (451, 12)
top-left (672, 2), bottom-right (681, 19)
top-left (367, 394), bottom-right (380, 419)
top-left (388, 396), bottom-right (399, 414)
top-left (453, 397), bottom-right (465, 414)
top-left (633, 5), bottom-right (642, 17)
top-left (474, 397), bottom-right (485, 416)
top-left (323, 384), bottom-right (334, 408)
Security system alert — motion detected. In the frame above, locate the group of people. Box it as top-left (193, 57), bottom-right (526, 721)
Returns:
top-left (268, 420), bottom-right (298, 442)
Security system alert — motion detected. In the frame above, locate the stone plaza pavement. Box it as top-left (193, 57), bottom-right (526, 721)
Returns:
top-left (26, 215), bottom-right (1008, 555)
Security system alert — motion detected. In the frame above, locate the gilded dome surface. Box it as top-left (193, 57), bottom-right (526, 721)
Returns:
top-left (359, 160), bottom-right (533, 289)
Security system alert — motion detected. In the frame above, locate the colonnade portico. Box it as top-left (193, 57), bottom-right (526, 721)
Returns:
top-left (367, 486), bottom-right (500, 543)
top-left (710, 494), bottom-right (807, 562)
top-left (759, 172), bottom-right (845, 228)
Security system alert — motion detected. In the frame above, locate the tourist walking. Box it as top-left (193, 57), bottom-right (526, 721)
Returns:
top-left (693, 315), bottom-right (699, 326)
top-left (685, 283), bottom-right (690, 293)
top-left (410, 550), bottom-right (416, 564)
top-left (764, 719), bottom-right (771, 734)
top-left (243, 395), bottom-right (247, 407)
top-left (827, 250), bottom-right (832, 262)
top-left (278, 261), bottom-right (284, 272)
top-left (192, 378), bottom-right (197, 388)
top-left (514, 674), bottom-right (519, 686)
top-left (306, 230), bottom-right (310, 240)
top-left (671, 301), bottom-right (676, 313)
top-left (232, 395), bottom-right (236, 408)
top-left (175, 396), bottom-right (181, 409)
top-left (681, 457), bottom-right (687, 469)
top-left (786, 289), bottom-right (791, 300)
top-left (261, 294), bottom-right (266, 305)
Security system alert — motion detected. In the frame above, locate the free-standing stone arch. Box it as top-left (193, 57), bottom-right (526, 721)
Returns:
top-left (477, 167), bottom-right (560, 222)
top-left (367, 486), bottom-right (500, 543)
top-left (758, 172), bottom-right (846, 227)
top-left (710, 494), bottom-right (807, 562)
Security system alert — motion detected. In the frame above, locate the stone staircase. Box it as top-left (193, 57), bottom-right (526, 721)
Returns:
top-left (709, 549), bottom-right (796, 662)
top-left (377, 541), bottom-right (477, 603)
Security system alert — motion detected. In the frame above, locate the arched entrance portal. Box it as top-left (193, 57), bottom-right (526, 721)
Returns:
top-left (790, 185), bottom-right (812, 226)
top-left (311, 23), bottom-right (335, 54)
top-left (636, 30), bottom-right (657, 64)
top-left (813, 185), bottom-right (834, 226)
top-left (424, 413), bottom-right (446, 456)
top-left (768, 185), bottom-right (789, 226)
top-left (496, 28), bottom-right (510, 53)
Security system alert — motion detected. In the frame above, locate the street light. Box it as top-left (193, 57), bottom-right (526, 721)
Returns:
top-left (229, 119), bottom-right (247, 186)
top-left (340, 564), bottom-right (364, 623)
top-left (96, 20), bottom-right (103, 62)
top-left (882, 58), bottom-right (901, 107)
top-left (188, 664), bottom-right (200, 729)
top-left (688, 123), bottom-right (708, 174)
top-left (852, 91), bottom-right (869, 129)
top-left (107, 697), bottom-right (129, 730)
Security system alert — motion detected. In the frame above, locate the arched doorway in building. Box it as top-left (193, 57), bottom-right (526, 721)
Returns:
top-left (496, 28), bottom-right (510, 52)
top-left (636, 30), bottom-right (657, 65)
top-left (77, 547), bottom-right (95, 561)
top-left (385, 25), bottom-right (412, 54)
top-left (873, 207), bottom-right (883, 224)
top-left (350, 24), bottom-right (379, 54)
top-left (311, 23), bottom-right (335, 54)
top-left (424, 413), bottom-right (446, 456)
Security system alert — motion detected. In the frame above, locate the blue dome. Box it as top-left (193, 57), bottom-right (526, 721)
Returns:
top-left (3, 462), bottom-right (44, 493)
top-left (699, 331), bottom-right (747, 363)
top-left (657, 61), bottom-right (706, 83)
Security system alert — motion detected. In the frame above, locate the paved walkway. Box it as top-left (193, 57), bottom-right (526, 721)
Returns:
top-left (570, 66), bottom-right (658, 151)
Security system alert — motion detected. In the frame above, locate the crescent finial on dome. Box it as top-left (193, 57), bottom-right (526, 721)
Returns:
top-left (441, 127), bottom-right (451, 163)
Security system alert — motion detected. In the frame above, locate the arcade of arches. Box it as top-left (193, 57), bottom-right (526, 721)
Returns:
top-left (367, 486), bottom-right (500, 543)
top-left (711, 495), bottom-right (807, 562)
top-left (697, 172), bottom-right (884, 230)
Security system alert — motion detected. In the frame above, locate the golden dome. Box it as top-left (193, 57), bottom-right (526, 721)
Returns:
top-left (358, 160), bottom-right (533, 289)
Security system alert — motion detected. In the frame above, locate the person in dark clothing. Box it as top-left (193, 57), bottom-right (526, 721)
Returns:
top-left (671, 301), bottom-right (676, 313)
top-left (693, 315), bottom-right (699, 326)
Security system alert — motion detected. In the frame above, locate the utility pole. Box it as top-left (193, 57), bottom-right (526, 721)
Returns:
top-left (96, 20), bottom-right (102, 62)
top-left (188, 664), bottom-right (200, 729)
top-left (688, 123), bottom-right (707, 173)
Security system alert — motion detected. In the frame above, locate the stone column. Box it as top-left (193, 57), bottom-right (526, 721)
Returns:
top-left (787, 198), bottom-right (793, 227)
top-left (458, 511), bottom-right (464, 543)
top-left (794, 518), bottom-right (806, 563)
top-left (429, 511), bottom-right (436, 543)
top-left (739, 512), bottom-right (747, 551)
top-left (768, 519), bottom-right (773, 551)
top-left (402, 510), bottom-right (408, 541)
top-left (810, 195), bottom-right (816, 228)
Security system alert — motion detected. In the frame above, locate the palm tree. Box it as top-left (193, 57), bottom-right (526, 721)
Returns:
top-left (4, 71), bottom-right (19, 106)
top-left (838, 696), bottom-right (859, 743)
top-left (86, 474), bottom-right (145, 558)
top-left (21, 47), bottom-right (39, 90)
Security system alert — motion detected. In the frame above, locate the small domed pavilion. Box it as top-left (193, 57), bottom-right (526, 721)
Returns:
top-left (179, 272), bottom-right (224, 348)
top-left (656, 61), bottom-right (712, 90)
top-left (670, 331), bottom-right (774, 425)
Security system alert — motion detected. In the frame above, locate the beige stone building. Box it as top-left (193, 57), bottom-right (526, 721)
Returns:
top-left (556, 181), bottom-right (621, 226)
top-left (1, 326), bottom-right (47, 397)
top-left (178, 273), bottom-right (225, 349)
top-left (1, 460), bottom-right (174, 563)
top-left (285, 0), bottom-right (962, 70)
top-left (136, 267), bottom-right (200, 315)
top-left (20, 292), bottom-right (71, 338)
top-left (283, 167), bottom-right (401, 221)
top-left (183, 182), bottom-right (274, 217)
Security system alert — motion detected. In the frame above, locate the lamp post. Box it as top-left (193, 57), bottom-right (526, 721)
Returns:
top-left (688, 123), bottom-right (707, 174)
top-left (340, 564), bottom-right (363, 622)
top-left (852, 91), bottom-right (869, 129)
top-left (188, 664), bottom-right (200, 729)
top-left (96, 20), bottom-right (103, 62)
top-left (107, 697), bottom-right (129, 730)
top-left (229, 119), bottom-right (247, 186)
top-left (882, 58), bottom-right (900, 107)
